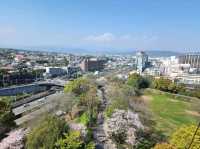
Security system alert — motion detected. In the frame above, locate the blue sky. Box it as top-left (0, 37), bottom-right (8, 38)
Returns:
top-left (0, 0), bottom-right (200, 52)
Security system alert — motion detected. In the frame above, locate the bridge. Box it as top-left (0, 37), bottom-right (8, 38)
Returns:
top-left (0, 78), bottom-right (66, 96)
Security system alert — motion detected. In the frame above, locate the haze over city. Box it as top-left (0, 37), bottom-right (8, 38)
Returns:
top-left (0, 0), bottom-right (200, 52)
top-left (0, 1), bottom-right (200, 149)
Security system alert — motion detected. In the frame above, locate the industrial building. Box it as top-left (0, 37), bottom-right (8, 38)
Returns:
top-left (178, 53), bottom-right (200, 72)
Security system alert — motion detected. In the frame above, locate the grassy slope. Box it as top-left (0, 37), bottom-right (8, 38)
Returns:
top-left (144, 90), bottom-right (200, 137)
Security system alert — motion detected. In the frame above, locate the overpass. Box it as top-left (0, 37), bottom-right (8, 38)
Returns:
top-left (0, 80), bottom-right (65, 96)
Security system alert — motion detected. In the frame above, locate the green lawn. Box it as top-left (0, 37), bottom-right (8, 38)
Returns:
top-left (145, 90), bottom-right (200, 137)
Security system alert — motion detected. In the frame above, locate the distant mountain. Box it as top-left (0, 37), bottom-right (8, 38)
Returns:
top-left (61, 49), bottom-right (183, 57)
top-left (109, 49), bottom-right (182, 57)
top-left (0, 47), bottom-right (183, 57)
top-left (142, 50), bottom-right (182, 57)
top-left (99, 49), bottom-right (183, 57)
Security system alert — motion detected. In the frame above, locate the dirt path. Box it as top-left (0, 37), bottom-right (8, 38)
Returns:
top-left (185, 110), bottom-right (200, 117)
top-left (93, 87), bottom-right (108, 149)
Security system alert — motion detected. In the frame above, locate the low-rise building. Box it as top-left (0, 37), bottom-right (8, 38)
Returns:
top-left (44, 67), bottom-right (67, 77)
top-left (143, 67), bottom-right (161, 76)
top-left (175, 74), bottom-right (200, 85)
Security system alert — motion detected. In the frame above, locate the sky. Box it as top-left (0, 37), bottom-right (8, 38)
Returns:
top-left (0, 0), bottom-right (200, 52)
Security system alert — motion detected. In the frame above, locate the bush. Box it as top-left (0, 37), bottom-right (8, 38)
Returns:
top-left (85, 128), bottom-right (93, 143)
top-left (127, 73), bottom-right (150, 89)
top-left (135, 130), bottom-right (165, 149)
top-left (85, 142), bottom-right (95, 149)
top-left (0, 99), bottom-right (16, 137)
top-left (0, 111), bottom-right (15, 127)
top-left (111, 131), bottom-right (127, 145)
top-left (153, 77), bottom-right (172, 92)
top-left (55, 131), bottom-right (84, 149)
top-left (77, 112), bottom-right (90, 126)
top-left (26, 116), bottom-right (67, 149)
top-left (105, 97), bottom-right (129, 117)
top-left (136, 139), bottom-right (155, 149)
top-left (170, 125), bottom-right (200, 149)
top-left (64, 78), bottom-right (90, 96)
top-left (122, 85), bottom-right (140, 96)
top-left (185, 89), bottom-right (200, 99)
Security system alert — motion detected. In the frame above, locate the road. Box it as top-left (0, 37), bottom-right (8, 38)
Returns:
top-left (14, 92), bottom-right (66, 125)
top-left (45, 78), bottom-right (68, 86)
top-left (12, 91), bottom-right (63, 116)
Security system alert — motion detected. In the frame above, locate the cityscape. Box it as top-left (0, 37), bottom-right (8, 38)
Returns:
top-left (0, 1), bottom-right (200, 149)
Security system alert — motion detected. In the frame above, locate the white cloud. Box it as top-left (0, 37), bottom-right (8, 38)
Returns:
top-left (85, 33), bottom-right (115, 43)
top-left (83, 32), bottom-right (159, 49)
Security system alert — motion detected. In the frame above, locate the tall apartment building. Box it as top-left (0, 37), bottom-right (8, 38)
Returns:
top-left (136, 51), bottom-right (148, 74)
top-left (80, 58), bottom-right (105, 72)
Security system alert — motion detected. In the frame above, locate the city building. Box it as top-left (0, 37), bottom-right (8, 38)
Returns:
top-left (66, 66), bottom-right (81, 78)
top-left (143, 67), bottom-right (161, 76)
top-left (175, 74), bottom-right (200, 85)
top-left (135, 51), bottom-right (148, 74)
top-left (160, 56), bottom-right (191, 77)
top-left (80, 58), bottom-right (106, 72)
top-left (178, 53), bottom-right (200, 72)
top-left (44, 67), bottom-right (67, 77)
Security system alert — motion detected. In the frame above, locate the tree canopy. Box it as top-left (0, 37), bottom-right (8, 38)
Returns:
top-left (26, 116), bottom-right (67, 149)
top-left (153, 77), bottom-right (172, 92)
top-left (127, 73), bottom-right (150, 89)
top-left (55, 131), bottom-right (84, 149)
top-left (64, 78), bottom-right (90, 96)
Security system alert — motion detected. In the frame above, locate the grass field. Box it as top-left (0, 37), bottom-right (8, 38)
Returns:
top-left (144, 89), bottom-right (200, 137)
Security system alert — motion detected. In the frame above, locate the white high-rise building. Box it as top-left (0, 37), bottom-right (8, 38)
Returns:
top-left (136, 51), bottom-right (148, 74)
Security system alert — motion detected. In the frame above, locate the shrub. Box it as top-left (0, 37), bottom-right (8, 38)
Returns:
top-left (77, 112), bottom-right (90, 126)
top-left (135, 139), bottom-right (155, 149)
top-left (64, 78), bottom-right (90, 96)
top-left (55, 131), bottom-right (84, 149)
top-left (85, 128), bottom-right (93, 143)
top-left (105, 97), bottom-right (129, 117)
top-left (170, 125), bottom-right (200, 149)
top-left (85, 142), bottom-right (95, 149)
top-left (135, 130), bottom-right (165, 149)
top-left (153, 77), bottom-right (172, 92)
top-left (0, 99), bottom-right (16, 136)
top-left (26, 116), bottom-right (67, 149)
top-left (127, 73), bottom-right (150, 89)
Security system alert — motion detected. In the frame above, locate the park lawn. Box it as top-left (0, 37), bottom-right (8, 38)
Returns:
top-left (144, 90), bottom-right (200, 137)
